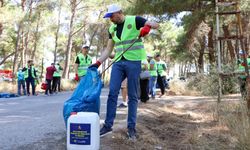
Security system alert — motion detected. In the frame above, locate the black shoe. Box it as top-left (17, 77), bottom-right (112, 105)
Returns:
top-left (141, 97), bottom-right (149, 103)
top-left (127, 128), bottom-right (137, 141)
top-left (100, 125), bottom-right (112, 137)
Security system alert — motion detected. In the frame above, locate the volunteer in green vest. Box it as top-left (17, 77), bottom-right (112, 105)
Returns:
top-left (88, 4), bottom-right (159, 140)
top-left (74, 45), bottom-right (92, 81)
top-left (22, 60), bottom-right (37, 96)
top-left (52, 63), bottom-right (63, 93)
top-left (155, 54), bottom-right (167, 98)
top-left (237, 50), bottom-right (250, 100)
top-left (148, 54), bottom-right (158, 99)
top-left (140, 58), bottom-right (150, 103)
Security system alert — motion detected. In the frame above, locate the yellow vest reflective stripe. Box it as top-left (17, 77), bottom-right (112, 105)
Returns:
top-left (77, 53), bottom-right (92, 76)
top-left (115, 38), bottom-right (143, 46)
top-left (109, 16), bottom-right (146, 61)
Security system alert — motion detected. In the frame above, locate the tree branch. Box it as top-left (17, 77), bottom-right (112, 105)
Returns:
top-left (71, 23), bottom-right (86, 37)
top-left (0, 52), bottom-right (15, 66)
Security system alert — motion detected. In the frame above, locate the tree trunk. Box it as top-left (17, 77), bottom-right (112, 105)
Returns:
top-left (0, 0), bottom-right (3, 7)
top-left (21, 0), bottom-right (25, 11)
top-left (238, 12), bottom-right (250, 109)
top-left (0, 0), bottom-right (3, 36)
top-left (222, 24), bottom-right (235, 61)
top-left (54, 1), bottom-right (62, 63)
top-left (21, 30), bottom-right (26, 65)
top-left (40, 58), bottom-right (44, 78)
top-left (31, 12), bottom-right (41, 60)
top-left (241, 13), bottom-right (249, 53)
top-left (12, 24), bottom-right (22, 75)
top-left (62, 0), bottom-right (77, 78)
top-left (208, 26), bottom-right (215, 65)
top-left (23, 0), bottom-right (33, 61)
top-left (0, 23), bottom-right (2, 36)
top-left (89, 27), bottom-right (98, 48)
top-left (183, 63), bottom-right (187, 77)
top-left (197, 36), bottom-right (205, 73)
top-left (191, 53), bottom-right (198, 73)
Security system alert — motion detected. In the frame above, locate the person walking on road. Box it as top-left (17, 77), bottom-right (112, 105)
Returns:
top-left (148, 54), bottom-right (157, 99)
top-left (52, 63), bottom-right (63, 93)
top-left (22, 60), bottom-right (37, 96)
top-left (17, 68), bottom-right (26, 96)
top-left (89, 4), bottom-right (159, 140)
top-left (140, 59), bottom-right (150, 102)
top-left (155, 54), bottom-right (167, 98)
top-left (45, 63), bottom-right (56, 95)
top-left (74, 45), bottom-right (92, 81)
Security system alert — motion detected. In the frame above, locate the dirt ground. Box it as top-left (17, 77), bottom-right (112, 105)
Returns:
top-left (16, 92), bottom-right (241, 150)
top-left (100, 92), bottom-right (240, 150)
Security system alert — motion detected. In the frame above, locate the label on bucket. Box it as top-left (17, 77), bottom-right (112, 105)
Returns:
top-left (70, 123), bottom-right (91, 145)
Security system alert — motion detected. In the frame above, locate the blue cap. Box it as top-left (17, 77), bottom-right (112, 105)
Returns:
top-left (103, 13), bottom-right (113, 18)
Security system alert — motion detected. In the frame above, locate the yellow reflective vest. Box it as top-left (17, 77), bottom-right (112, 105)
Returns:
top-left (109, 16), bottom-right (146, 62)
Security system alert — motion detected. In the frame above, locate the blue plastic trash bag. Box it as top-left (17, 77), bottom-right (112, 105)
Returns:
top-left (63, 68), bottom-right (102, 125)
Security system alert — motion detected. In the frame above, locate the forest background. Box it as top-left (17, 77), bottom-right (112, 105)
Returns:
top-left (0, 0), bottom-right (249, 95)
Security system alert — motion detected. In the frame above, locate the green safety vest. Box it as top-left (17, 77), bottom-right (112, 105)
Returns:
top-left (157, 61), bottom-right (167, 76)
top-left (109, 16), bottom-right (146, 62)
top-left (238, 58), bottom-right (250, 79)
top-left (77, 53), bottom-right (92, 76)
top-left (53, 65), bottom-right (62, 77)
top-left (53, 64), bottom-right (62, 77)
top-left (24, 66), bottom-right (36, 79)
top-left (148, 59), bottom-right (157, 77)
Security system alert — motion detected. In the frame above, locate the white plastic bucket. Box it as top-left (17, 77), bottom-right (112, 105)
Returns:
top-left (67, 112), bottom-right (100, 150)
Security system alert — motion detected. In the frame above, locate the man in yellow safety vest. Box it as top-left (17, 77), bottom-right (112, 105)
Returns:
top-left (74, 45), bottom-right (92, 81)
top-left (89, 4), bottom-right (159, 140)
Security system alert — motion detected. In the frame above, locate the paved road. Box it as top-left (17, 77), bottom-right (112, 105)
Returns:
top-left (0, 88), bottom-right (115, 150)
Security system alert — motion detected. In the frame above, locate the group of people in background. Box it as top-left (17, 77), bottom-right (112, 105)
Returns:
top-left (16, 44), bottom-right (89, 97)
top-left (16, 60), bottom-right (63, 96)
top-left (117, 53), bottom-right (168, 108)
top-left (45, 63), bottom-right (63, 96)
top-left (17, 60), bottom-right (38, 96)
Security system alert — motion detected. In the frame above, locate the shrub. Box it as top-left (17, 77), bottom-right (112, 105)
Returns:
top-left (186, 64), bottom-right (239, 96)
top-left (217, 102), bottom-right (250, 149)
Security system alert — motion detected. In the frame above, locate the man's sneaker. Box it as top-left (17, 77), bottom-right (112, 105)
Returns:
top-left (127, 128), bottom-right (137, 141)
top-left (100, 125), bottom-right (112, 137)
top-left (117, 102), bottom-right (127, 108)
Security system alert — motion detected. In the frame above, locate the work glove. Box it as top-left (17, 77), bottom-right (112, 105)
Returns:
top-left (241, 62), bottom-right (246, 66)
top-left (88, 61), bottom-right (101, 69)
top-left (139, 25), bottom-right (151, 37)
top-left (74, 73), bottom-right (79, 81)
